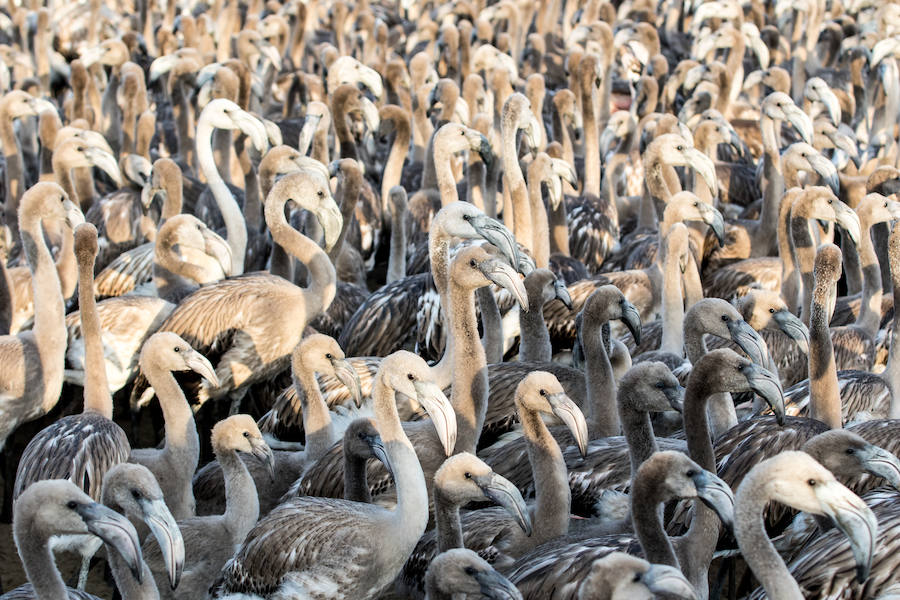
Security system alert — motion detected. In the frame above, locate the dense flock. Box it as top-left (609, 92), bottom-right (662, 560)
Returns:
top-left (0, 0), bottom-right (898, 598)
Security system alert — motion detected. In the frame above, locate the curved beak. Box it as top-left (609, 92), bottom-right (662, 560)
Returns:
top-left (359, 97), bottom-right (380, 133)
top-left (469, 131), bottom-right (495, 171)
top-left (742, 363), bottom-right (785, 424)
top-left (701, 204), bottom-right (726, 247)
top-left (298, 114), bottom-right (322, 155)
top-left (743, 69), bottom-right (764, 90)
top-left (479, 473), bottom-right (532, 536)
top-left (773, 309), bottom-right (810, 354)
top-left (203, 228), bottom-right (234, 277)
top-left (139, 497), bottom-right (184, 589)
top-left (553, 278), bottom-right (573, 309)
top-left (368, 433), bottom-right (392, 479)
top-left (474, 568), bottom-right (524, 600)
top-left (469, 214), bottom-right (520, 272)
top-left (229, 108), bottom-right (269, 154)
top-left (642, 564), bottom-right (699, 600)
top-left (833, 200), bottom-right (861, 246)
top-left (548, 392), bottom-right (588, 457)
top-left (28, 98), bottom-right (56, 116)
top-left (80, 46), bottom-right (105, 68)
top-left (664, 385), bottom-right (685, 413)
top-left (819, 88), bottom-right (842, 126)
top-left (79, 502), bottom-right (143, 583)
top-left (784, 104), bottom-right (814, 145)
top-left (619, 300), bottom-right (642, 345)
top-left (85, 147), bottom-right (123, 187)
top-left (815, 480), bottom-right (877, 584)
top-left (524, 114), bottom-right (542, 155)
top-left (315, 195), bottom-right (344, 252)
top-left (141, 184), bottom-right (164, 210)
top-left (358, 65), bottom-right (384, 100)
top-left (480, 258), bottom-right (528, 312)
top-left (258, 42), bottom-right (282, 72)
top-left (149, 55), bottom-right (179, 82)
top-left (414, 381), bottom-right (457, 456)
top-left (185, 350), bottom-right (219, 387)
top-left (63, 199), bottom-right (86, 229)
top-left (728, 319), bottom-right (769, 366)
top-left (858, 444), bottom-right (900, 491)
top-left (251, 438), bottom-right (276, 481)
top-left (685, 147), bottom-right (718, 198)
top-left (332, 358), bottom-right (363, 408)
top-left (692, 469), bottom-right (735, 531)
top-left (808, 152), bottom-right (840, 195)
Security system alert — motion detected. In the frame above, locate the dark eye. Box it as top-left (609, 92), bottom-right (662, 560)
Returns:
top-left (76, 146), bottom-right (85, 152)
top-left (827, 198), bottom-right (833, 204)
top-left (173, 346), bottom-right (181, 353)
top-left (676, 145), bottom-right (684, 151)
top-left (243, 431), bottom-right (250, 438)
top-left (357, 430), bottom-right (366, 440)
top-left (407, 373), bottom-right (415, 381)
top-left (469, 259), bottom-right (477, 267)
top-left (721, 315), bottom-right (730, 322)
top-left (801, 153), bottom-right (807, 158)
top-left (693, 201), bottom-right (699, 207)
top-left (462, 214), bottom-right (470, 221)
top-left (464, 472), bottom-right (471, 479)
top-left (808, 479), bottom-right (816, 487)
top-left (464, 566), bottom-right (477, 576)
top-left (885, 202), bottom-right (889, 209)
top-left (131, 489), bottom-right (142, 500)
top-left (686, 469), bottom-right (697, 477)
top-left (769, 308), bottom-right (776, 313)
top-left (846, 448), bottom-right (855, 455)
top-left (633, 571), bottom-right (642, 582)
top-left (655, 381), bottom-right (664, 389)
top-left (325, 353), bottom-right (333, 359)
top-left (776, 102), bottom-right (782, 107)
top-left (539, 389), bottom-right (547, 396)
top-left (67, 500), bottom-right (78, 509)
top-left (317, 189), bottom-right (324, 197)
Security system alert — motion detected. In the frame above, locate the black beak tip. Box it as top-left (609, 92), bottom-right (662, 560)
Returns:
top-left (855, 564), bottom-right (869, 584)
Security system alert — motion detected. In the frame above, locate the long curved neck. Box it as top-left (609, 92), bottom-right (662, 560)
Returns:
top-left (372, 373), bottom-right (429, 545)
top-left (326, 167), bottom-right (362, 265)
top-left (449, 280), bottom-right (488, 454)
top-left (142, 362), bottom-right (199, 498)
top-left (343, 448), bottom-right (371, 502)
top-left (755, 135), bottom-right (785, 255)
top-left (108, 544), bottom-right (159, 600)
top-left (197, 118), bottom-right (246, 274)
top-left (382, 121), bottom-right (411, 202)
top-left (585, 321), bottom-right (619, 437)
top-left (519, 289), bottom-right (551, 363)
top-left (297, 367), bottom-right (334, 462)
top-left (56, 227), bottom-right (78, 301)
top-left (886, 239), bottom-right (900, 416)
top-left (520, 405), bottom-right (570, 544)
top-left (735, 474), bottom-right (804, 600)
top-left (15, 528), bottom-right (69, 600)
top-left (619, 395), bottom-right (659, 478)
top-left (433, 487), bottom-right (463, 552)
top-left (478, 287), bottom-right (504, 365)
top-left (527, 167), bottom-right (551, 268)
top-left (387, 201), bottom-right (407, 284)
top-left (855, 214), bottom-right (882, 338)
top-left (266, 197), bottom-right (337, 316)
top-left (0, 106), bottom-right (24, 221)
top-left (778, 194), bottom-right (802, 314)
top-left (332, 94), bottom-right (358, 161)
top-left (679, 373), bottom-right (721, 598)
top-left (790, 206), bottom-right (818, 325)
top-left (581, 80), bottom-right (600, 199)
top-left (155, 240), bottom-right (209, 287)
top-left (630, 467), bottom-right (678, 567)
top-left (78, 251), bottom-right (112, 418)
top-left (433, 139), bottom-right (461, 206)
top-left (20, 211), bottom-right (66, 376)
top-left (660, 242), bottom-right (685, 356)
top-left (218, 447), bottom-right (260, 544)
top-left (501, 122), bottom-right (532, 248)
top-left (809, 283), bottom-right (841, 429)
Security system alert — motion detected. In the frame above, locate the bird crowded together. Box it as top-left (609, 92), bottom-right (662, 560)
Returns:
top-left (0, 0), bottom-right (897, 597)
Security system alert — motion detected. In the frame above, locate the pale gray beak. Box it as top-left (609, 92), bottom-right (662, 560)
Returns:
top-left (808, 152), bottom-right (840, 195)
top-left (773, 309), bottom-right (810, 354)
top-left (64, 199), bottom-right (86, 229)
top-left (664, 384), bottom-right (685, 413)
top-left (481, 258), bottom-right (529, 312)
top-left (332, 358), bottom-right (363, 408)
top-left (469, 214), bottom-right (520, 272)
top-left (85, 147), bottom-right (123, 187)
top-left (742, 362), bottom-right (785, 424)
top-left (79, 502), bottom-right (143, 583)
top-left (315, 195), bottom-right (344, 252)
top-left (692, 469), bottom-right (735, 531)
top-left (685, 147), bottom-right (719, 198)
top-left (141, 184), bottom-right (164, 210)
top-left (816, 480), bottom-right (877, 584)
top-left (185, 351), bottom-right (219, 387)
top-left (858, 444), bottom-right (900, 491)
top-left (833, 200), bottom-right (862, 245)
top-left (642, 564), bottom-right (698, 599)
top-left (553, 278), bottom-right (573, 309)
top-left (474, 568), bottom-right (524, 600)
top-left (620, 300), bottom-right (642, 345)
top-left (701, 203), bottom-right (726, 247)
top-left (414, 380), bottom-right (457, 456)
top-left (728, 319), bottom-right (769, 366)
top-left (139, 497), bottom-right (184, 589)
top-left (368, 433), bottom-right (392, 479)
top-left (785, 104), bottom-right (814, 145)
top-left (251, 438), bottom-right (276, 481)
top-left (479, 473), bottom-right (532, 536)
top-left (548, 392), bottom-right (588, 457)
